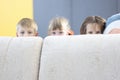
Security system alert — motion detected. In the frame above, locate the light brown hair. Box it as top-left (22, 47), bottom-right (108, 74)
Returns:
top-left (16, 18), bottom-right (38, 32)
top-left (80, 16), bottom-right (106, 34)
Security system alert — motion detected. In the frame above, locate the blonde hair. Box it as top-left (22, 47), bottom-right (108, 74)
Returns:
top-left (80, 16), bottom-right (106, 34)
top-left (48, 17), bottom-right (71, 33)
top-left (16, 18), bottom-right (38, 32)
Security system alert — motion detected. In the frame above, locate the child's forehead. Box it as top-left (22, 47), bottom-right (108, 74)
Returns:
top-left (52, 28), bottom-right (64, 30)
top-left (87, 23), bottom-right (101, 27)
top-left (17, 25), bottom-right (34, 30)
top-left (18, 25), bottom-right (33, 29)
top-left (109, 28), bottom-right (120, 34)
top-left (52, 27), bottom-right (68, 31)
top-left (19, 26), bottom-right (34, 30)
top-left (86, 23), bottom-right (102, 29)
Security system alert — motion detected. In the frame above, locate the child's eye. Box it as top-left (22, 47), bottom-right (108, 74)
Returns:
top-left (96, 31), bottom-right (101, 34)
top-left (28, 31), bottom-right (32, 34)
top-left (20, 31), bottom-right (24, 34)
top-left (52, 32), bottom-right (56, 34)
top-left (88, 31), bottom-right (93, 34)
top-left (59, 32), bottom-right (63, 34)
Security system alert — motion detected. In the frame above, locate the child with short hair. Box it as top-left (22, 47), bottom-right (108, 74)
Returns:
top-left (80, 16), bottom-right (106, 34)
top-left (16, 18), bottom-right (38, 37)
top-left (48, 17), bottom-right (74, 36)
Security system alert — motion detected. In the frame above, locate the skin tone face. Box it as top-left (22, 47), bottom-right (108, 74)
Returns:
top-left (86, 23), bottom-right (101, 34)
top-left (17, 27), bottom-right (37, 37)
top-left (109, 28), bottom-right (120, 34)
top-left (49, 28), bottom-right (68, 36)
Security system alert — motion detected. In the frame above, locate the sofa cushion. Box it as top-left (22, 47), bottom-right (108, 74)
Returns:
top-left (39, 35), bottom-right (120, 80)
top-left (0, 37), bottom-right (43, 80)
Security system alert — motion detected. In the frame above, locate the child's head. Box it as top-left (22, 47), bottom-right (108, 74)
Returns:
top-left (16, 18), bottom-right (38, 37)
top-left (48, 17), bottom-right (74, 36)
top-left (80, 16), bottom-right (106, 34)
top-left (104, 13), bottom-right (120, 34)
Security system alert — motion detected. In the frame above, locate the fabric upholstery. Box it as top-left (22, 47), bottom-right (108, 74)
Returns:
top-left (0, 37), bottom-right (43, 80)
top-left (39, 35), bottom-right (120, 80)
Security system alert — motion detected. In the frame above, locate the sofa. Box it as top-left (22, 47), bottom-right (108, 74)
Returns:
top-left (0, 35), bottom-right (120, 80)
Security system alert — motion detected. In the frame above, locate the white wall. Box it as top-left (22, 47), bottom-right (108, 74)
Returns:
top-left (34, 0), bottom-right (118, 37)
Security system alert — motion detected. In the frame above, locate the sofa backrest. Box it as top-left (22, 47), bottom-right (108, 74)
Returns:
top-left (0, 37), bottom-right (43, 80)
top-left (39, 35), bottom-right (120, 80)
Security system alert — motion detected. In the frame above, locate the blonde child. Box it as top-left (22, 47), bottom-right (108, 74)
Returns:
top-left (48, 17), bottom-right (74, 36)
top-left (16, 18), bottom-right (38, 37)
top-left (80, 16), bottom-right (106, 34)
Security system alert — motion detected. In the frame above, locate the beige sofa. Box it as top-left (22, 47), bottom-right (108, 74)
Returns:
top-left (0, 35), bottom-right (120, 80)
top-left (0, 37), bottom-right (43, 80)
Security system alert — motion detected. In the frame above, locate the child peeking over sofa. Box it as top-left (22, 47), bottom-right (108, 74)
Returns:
top-left (16, 18), bottom-right (38, 37)
top-left (80, 16), bottom-right (106, 34)
top-left (48, 16), bottom-right (74, 36)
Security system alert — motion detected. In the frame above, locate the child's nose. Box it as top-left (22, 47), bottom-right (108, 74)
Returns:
top-left (92, 32), bottom-right (97, 34)
top-left (24, 33), bottom-right (29, 37)
top-left (56, 33), bottom-right (60, 35)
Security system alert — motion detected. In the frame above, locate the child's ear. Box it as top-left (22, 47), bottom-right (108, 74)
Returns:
top-left (16, 33), bottom-right (18, 37)
top-left (35, 32), bottom-right (38, 36)
top-left (68, 30), bottom-right (74, 35)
